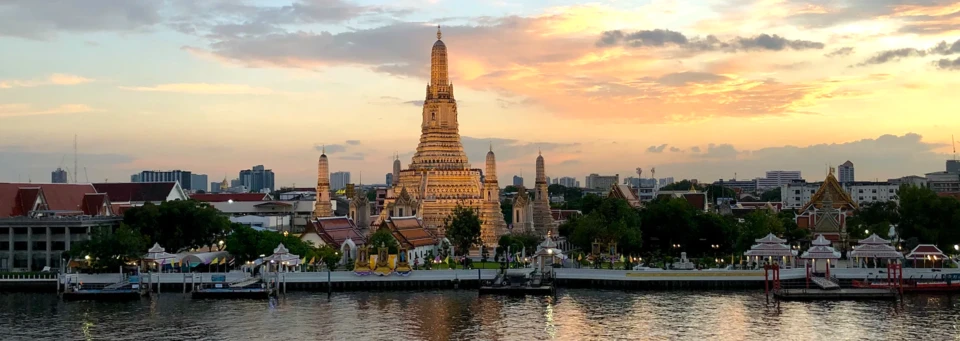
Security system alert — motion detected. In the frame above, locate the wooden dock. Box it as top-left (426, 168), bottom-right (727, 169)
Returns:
top-left (774, 288), bottom-right (897, 301)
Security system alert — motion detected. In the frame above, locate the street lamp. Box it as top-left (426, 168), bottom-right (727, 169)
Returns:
top-left (865, 229), bottom-right (869, 235)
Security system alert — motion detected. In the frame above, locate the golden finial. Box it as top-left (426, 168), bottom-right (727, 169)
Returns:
top-left (322, 144), bottom-right (326, 155)
top-left (489, 142), bottom-right (492, 152)
top-left (437, 25), bottom-right (441, 40)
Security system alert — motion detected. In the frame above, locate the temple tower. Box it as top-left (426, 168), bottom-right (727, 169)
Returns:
top-left (480, 146), bottom-right (507, 245)
top-left (532, 151), bottom-right (556, 237)
top-left (512, 186), bottom-right (534, 232)
top-left (314, 148), bottom-right (333, 217)
top-left (392, 154), bottom-right (401, 187)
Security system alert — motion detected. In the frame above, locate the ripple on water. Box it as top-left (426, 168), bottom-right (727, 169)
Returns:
top-left (1, 290), bottom-right (959, 340)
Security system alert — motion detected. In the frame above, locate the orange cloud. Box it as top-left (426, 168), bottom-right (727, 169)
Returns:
top-left (0, 74), bottom-right (94, 88)
top-left (0, 103), bottom-right (95, 118)
top-left (119, 83), bottom-right (282, 95)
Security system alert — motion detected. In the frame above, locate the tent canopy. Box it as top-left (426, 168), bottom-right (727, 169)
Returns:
top-left (181, 251), bottom-right (229, 266)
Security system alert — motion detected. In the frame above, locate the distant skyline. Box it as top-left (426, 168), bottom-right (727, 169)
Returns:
top-left (1, 1), bottom-right (958, 186)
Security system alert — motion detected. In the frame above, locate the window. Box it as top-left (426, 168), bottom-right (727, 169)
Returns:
top-left (399, 208), bottom-right (405, 216)
top-left (859, 196), bottom-right (864, 200)
top-left (858, 189), bottom-right (863, 193)
top-left (431, 112), bottom-right (436, 120)
top-left (13, 242), bottom-right (27, 251)
top-left (795, 190), bottom-right (800, 195)
top-left (515, 210), bottom-right (520, 222)
top-left (32, 241), bottom-right (46, 250)
top-left (889, 189), bottom-right (894, 193)
top-left (872, 189), bottom-right (877, 193)
top-left (52, 242), bottom-right (65, 251)
top-left (795, 197), bottom-right (801, 201)
top-left (872, 196), bottom-right (877, 200)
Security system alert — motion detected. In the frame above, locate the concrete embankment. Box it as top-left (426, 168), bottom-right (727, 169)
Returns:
top-left (1, 268), bottom-right (955, 293)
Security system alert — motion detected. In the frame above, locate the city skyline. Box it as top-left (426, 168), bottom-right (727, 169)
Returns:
top-left (1, 1), bottom-right (958, 187)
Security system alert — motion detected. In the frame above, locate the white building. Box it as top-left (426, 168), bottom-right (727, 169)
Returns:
top-left (781, 180), bottom-right (900, 209)
top-left (210, 200), bottom-right (316, 232)
top-left (926, 171), bottom-right (960, 193)
top-left (558, 177), bottom-right (577, 187)
top-left (586, 173), bottom-right (619, 190)
top-left (331, 171), bottom-right (351, 191)
top-left (758, 170), bottom-right (802, 190)
top-left (838, 161), bottom-right (855, 183)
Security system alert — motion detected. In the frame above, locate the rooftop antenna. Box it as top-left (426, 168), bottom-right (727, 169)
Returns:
top-left (953, 134), bottom-right (957, 161)
top-left (73, 134), bottom-right (78, 184)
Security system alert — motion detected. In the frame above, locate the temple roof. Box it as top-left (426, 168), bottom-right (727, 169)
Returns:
top-left (382, 216), bottom-right (437, 248)
top-left (755, 233), bottom-right (787, 244)
top-left (811, 234), bottom-right (832, 246)
top-left (905, 244), bottom-right (946, 259)
top-left (800, 170), bottom-right (858, 212)
top-left (858, 233), bottom-right (891, 245)
top-left (608, 184), bottom-right (641, 208)
top-left (303, 217), bottom-right (366, 248)
top-left (850, 243), bottom-right (902, 259)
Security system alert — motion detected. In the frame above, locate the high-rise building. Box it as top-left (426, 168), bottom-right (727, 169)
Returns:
top-left (585, 173), bottom-right (619, 190)
top-left (948, 160), bottom-right (960, 173)
top-left (331, 171), bottom-right (351, 191)
top-left (135, 170), bottom-right (192, 189)
top-left (838, 161), bottom-right (855, 183)
top-left (210, 182), bottom-right (221, 193)
top-left (130, 174), bottom-right (140, 182)
top-left (51, 168), bottom-right (68, 183)
top-left (545, 177), bottom-right (551, 186)
top-left (512, 175), bottom-right (524, 187)
top-left (624, 177), bottom-right (658, 188)
top-left (658, 177), bottom-right (675, 188)
top-left (191, 174), bottom-right (208, 192)
top-left (557, 177), bottom-right (577, 187)
top-left (757, 170), bottom-right (802, 189)
top-left (385, 173), bottom-right (394, 186)
top-left (239, 165), bottom-right (275, 193)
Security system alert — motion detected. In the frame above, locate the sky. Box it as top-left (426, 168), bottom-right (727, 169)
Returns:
top-left (1, 0), bottom-right (959, 188)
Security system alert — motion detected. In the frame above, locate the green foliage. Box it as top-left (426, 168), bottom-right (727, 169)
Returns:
top-left (366, 189), bottom-right (377, 202)
top-left (503, 185), bottom-right (519, 193)
top-left (224, 224), bottom-right (322, 263)
top-left (369, 228), bottom-right (400, 254)
top-left (780, 210), bottom-right (809, 245)
top-left (444, 204), bottom-right (483, 256)
top-left (660, 180), bottom-right (699, 191)
top-left (500, 199), bottom-right (513, 224)
top-left (735, 209), bottom-right (784, 252)
top-left (123, 200), bottom-right (232, 252)
top-left (566, 196), bottom-right (643, 255)
top-left (847, 201), bottom-right (900, 240)
top-left (760, 188), bottom-right (782, 202)
top-left (70, 224), bottom-right (148, 270)
top-left (890, 185), bottom-right (960, 251)
top-left (548, 184), bottom-right (566, 196)
top-left (579, 193), bottom-right (603, 215)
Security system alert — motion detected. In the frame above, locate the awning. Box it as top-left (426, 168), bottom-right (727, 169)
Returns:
top-left (180, 251), bottom-right (230, 266)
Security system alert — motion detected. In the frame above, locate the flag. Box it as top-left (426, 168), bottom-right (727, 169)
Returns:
top-left (577, 254), bottom-right (582, 261)
top-left (620, 255), bottom-right (625, 263)
top-left (210, 257), bottom-right (219, 265)
top-left (309, 256), bottom-right (316, 265)
top-left (300, 257), bottom-right (306, 265)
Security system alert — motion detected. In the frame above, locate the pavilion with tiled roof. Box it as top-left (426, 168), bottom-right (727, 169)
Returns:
top-left (379, 216), bottom-right (438, 258)
top-left (744, 233), bottom-right (798, 266)
top-left (801, 234), bottom-right (841, 274)
top-left (849, 234), bottom-right (903, 268)
top-left (608, 184), bottom-right (642, 208)
top-left (300, 216), bottom-right (366, 263)
top-left (905, 244), bottom-right (948, 268)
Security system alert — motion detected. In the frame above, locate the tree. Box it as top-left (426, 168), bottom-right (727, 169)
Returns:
top-left (780, 210), bottom-right (809, 245)
top-left (735, 209), bottom-right (784, 253)
top-left (70, 224), bottom-right (149, 270)
top-left (640, 197), bottom-right (697, 254)
top-left (225, 224), bottom-right (323, 263)
top-left (580, 193), bottom-right (603, 215)
top-left (566, 197), bottom-right (642, 255)
top-left (548, 184), bottom-right (566, 196)
top-left (503, 185), bottom-right (519, 193)
top-left (847, 201), bottom-right (900, 240)
top-left (444, 204), bottom-right (483, 256)
top-left (500, 199), bottom-right (513, 224)
top-left (368, 228), bottom-right (400, 254)
top-left (124, 200), bottom-right (232, 252)
top-left (660, 180), bottom-right (700, 191)
top-left (366, 189), bottom-right (377, 202)
top-left (898, 185), bottom-right (960, 250)
top-left (760, 188), bottom-right (781, 202)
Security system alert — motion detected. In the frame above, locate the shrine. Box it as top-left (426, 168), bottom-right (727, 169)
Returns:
top-left (794, 168), bottom-right (858, 248)
top-left (801, 234), bottom-right (841, 276)
top-left (744, 233), bottom-right (798, 268)
top-left (848, 234), bottom-right (903, 268)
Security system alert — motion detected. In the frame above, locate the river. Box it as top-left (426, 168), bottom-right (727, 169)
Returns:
top-left (1, 290), bottom-right (958, 340)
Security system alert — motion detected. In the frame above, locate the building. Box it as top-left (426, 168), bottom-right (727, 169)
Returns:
top-left (781, 177), bottom-right (900, 209)
top-left (658, 177), bottom-right (675, 188)
top-left (209, 200), bottom-right (314, 232)
top-left (190, 193), bottom-right (271, 202)
top-left (757, 170), bottom-right (802, 190)
top-left (557, 177), bottom-right (577, 187)
top-left (239, 165), bottom-right (275, 193)
top-left (657, 189), bottom-right (708, 211)
top-left (190, 174), bottom-right (208, 192)
top-left (50, 168), bottom-right (68, 184)
top-left (551, 178), bottom-right (558, 185)
top-left (379, 216), bottom-right (438, 259)
top-left (889, 176), bottom-right (928, 188)
top-left (135, 170), bottom-right (192, 190)
top-left (715, 178), bottom-right (759, 194)
top-left (624, 177), bottom-right (658, 188)
top-left (331, 171), bottom-right (350, 191)
top-left (838, 161), bottom-right (855, 183)
top-left (585, 173), bottom-right (619, 190)
top-left (794, 168), bottom-right (858, 247)
top-left (385, 173), bottom-right (393, 187)
top-left (948, 160), bottom-right (960, 173)
top-left (314, 149), bottom-right (334, 218)
top-left (378, 28), bottom-right (507, 246)
top-left (608, 184), bottom-right (642, 208)
top-left (531, 153), bottom-right (556, 236)
top-left (0, 183), bottom-right (122, 271)
top-left (300, 217), bottom-right (366, 263)
top-left (92, 182), bottom-right (189, 208)
top-left (926, 171), bottom-right (960, 193)
top-left (513, 175), bottom-right (523, 187)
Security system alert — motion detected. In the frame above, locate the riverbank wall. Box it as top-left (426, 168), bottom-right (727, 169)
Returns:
top-left (0, 268), bottom-right (952, 293)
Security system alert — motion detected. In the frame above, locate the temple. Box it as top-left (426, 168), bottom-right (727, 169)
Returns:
top-left (532, 152), bottom-right (556, 236)
top-left (795, 167), bottom-right (858, 246)
top-left (313, 147), bottom-right (333, 218)
top-left (380, 27), bottom-right (507, 246)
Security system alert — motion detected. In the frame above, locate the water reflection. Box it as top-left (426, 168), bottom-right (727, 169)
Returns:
top-left (1, 291), bottom-right (960, 340)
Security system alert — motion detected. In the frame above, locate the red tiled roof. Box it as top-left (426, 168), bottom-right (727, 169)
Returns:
top-left (0, 183), bottom-right (98, 217)
top-left (93, 182), bottom-right (176, 203)
top-left (191, 193), bottom-right (269, 202)
top-left (305, 217), bottom-right (367, 248)
top-left (683, 193), bottom-right (707, 210)
top-left (551, 209), bottom-right (582, 220)
top-left (254, 201), bottom-right (292, 207)
top-left (81, 193), bottom-right (111, 216)
top-left (383, 216), bottom-right (436, 248)
top-left (14, 187), bottom-right (42, 216)
top-left (112, 204), bottom-right (134, 215)
top-left (938, 192), bottom-right (960, 200)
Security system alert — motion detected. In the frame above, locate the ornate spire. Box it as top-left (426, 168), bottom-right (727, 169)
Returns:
top-left (437, 25), bottom-right (441, 40)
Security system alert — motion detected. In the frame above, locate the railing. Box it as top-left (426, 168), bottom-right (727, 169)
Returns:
top-left (0, 273), bottom-right (58, 280)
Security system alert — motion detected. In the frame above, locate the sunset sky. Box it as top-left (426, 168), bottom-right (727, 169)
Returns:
top-left (1, 0), bottom-right (959, 188)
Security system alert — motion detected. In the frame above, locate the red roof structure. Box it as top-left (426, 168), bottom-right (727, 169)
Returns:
top-left (381, 216), bottom-right (437, 248)
top-left (0, 183), bottom-right (100, 217)
top-left (302, 217), bottom-right (366, 248)
top-left (905, 244), bottom-right (946, 260)
top-left (191, 193), bottom-right (270, 202)
top-left (80, 193), bottom-right (113, 216)
top-left (93, 182), bottom-right (180, 203)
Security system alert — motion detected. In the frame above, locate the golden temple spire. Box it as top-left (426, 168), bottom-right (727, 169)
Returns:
top-left (437, 25), bottom-right (442, 40)
top-left (322, 144), bottom-right (326, 155)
